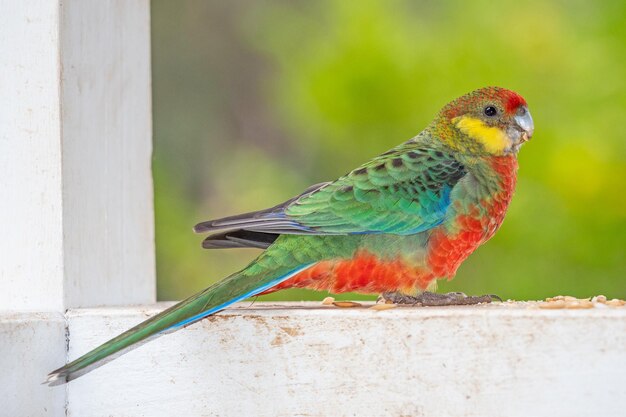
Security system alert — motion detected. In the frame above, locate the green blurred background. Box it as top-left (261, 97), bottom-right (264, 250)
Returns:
top-left (151, 0), bottom-right (626, 302)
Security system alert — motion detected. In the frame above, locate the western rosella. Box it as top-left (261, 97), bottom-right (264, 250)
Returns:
top-left (48, 86), bottom-right (534, 384)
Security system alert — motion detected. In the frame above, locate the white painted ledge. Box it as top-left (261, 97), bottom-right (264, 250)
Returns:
top-left (56, 302), bottom-right (626, 417)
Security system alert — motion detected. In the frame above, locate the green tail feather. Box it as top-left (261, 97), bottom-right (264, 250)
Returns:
top-left (46, 256), bottom-right (312, 385)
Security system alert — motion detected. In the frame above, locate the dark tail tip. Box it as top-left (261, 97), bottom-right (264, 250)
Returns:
top-left (44, 370), bottom-right (69, 386)
top-left (193, 222), bottom-right (209, 233)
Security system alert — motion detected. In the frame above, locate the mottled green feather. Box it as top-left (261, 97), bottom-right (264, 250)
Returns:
top-left (284, 134), bottom-right (466, 235)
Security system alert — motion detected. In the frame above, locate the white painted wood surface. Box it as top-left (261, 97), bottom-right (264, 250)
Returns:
top-left (0, 0), bottom-right (66, 311)
top-left (63, 302), bottom-right (626, 417)
top-left (0, 312), bottom-right (66, 417)
top-left (59, 0), bottom-right (155, 308)
top-left (0, 0), bottom-right (154, 311)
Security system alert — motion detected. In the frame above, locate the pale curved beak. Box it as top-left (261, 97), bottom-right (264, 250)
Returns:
top-left (514, 106), bottom-right (534, 143)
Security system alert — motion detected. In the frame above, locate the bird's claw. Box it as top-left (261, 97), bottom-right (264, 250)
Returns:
top-left (379, 291), bottom-right (501, 306)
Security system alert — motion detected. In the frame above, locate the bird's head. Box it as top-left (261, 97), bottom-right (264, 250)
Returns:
top-left (436, 87), bottom-right (534, 156)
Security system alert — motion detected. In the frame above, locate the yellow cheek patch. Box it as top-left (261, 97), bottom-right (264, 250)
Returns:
top-left (453, 116), bottom-right (509, 154)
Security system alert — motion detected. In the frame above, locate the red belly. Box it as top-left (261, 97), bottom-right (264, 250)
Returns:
top-left (261, 212), bottom-right (501, 296)
top-left (263, 204), bottom-right (511, 296)
top-left (262, 250), bottom-right (436, 295)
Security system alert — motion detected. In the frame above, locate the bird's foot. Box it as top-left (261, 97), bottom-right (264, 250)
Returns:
top-left (378, 291), bottom-right (501, 306)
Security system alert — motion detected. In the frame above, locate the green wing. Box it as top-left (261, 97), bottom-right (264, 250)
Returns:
top-left (284, 141), bottom-right (466, 235)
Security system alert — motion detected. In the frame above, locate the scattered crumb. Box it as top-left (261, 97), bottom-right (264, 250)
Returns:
top-left (592, 295), bottom-right (607, 303)
top-left (321, 295), bottom-right (624, 310)
top-left (545, 295), bottom-right (578, 302)
top-left (539, 295), bottom-right (625, 309)
top-left (606, 299), bottom-right (626, 307)
top-left (369, 303), bottom-right (397, 311)
top-left (565, 300), bottom-right (594, 309)
top-left (539, 300), bottom-right (566, 309)
top-left (332, 301), bottom-right (362, 308)
top-left (321, 297), bottom-right (335, 306)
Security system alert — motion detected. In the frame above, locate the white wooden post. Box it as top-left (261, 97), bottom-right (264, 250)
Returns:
top-left (1, 0), bottom-right (67, 312)
top-left (1, 1), bottom-right (153, 416)
top-left (0, 0), bottom-right (154, 312)
top-left (58, 0), bottom-right (155, 309)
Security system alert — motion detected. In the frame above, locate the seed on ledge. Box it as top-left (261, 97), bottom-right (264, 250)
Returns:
top-left (370, 303), bottom-right (397, 311)
top-left (321, 297), bottom-right (335, 305)
top-left (545, 295), bottom-right (577, 302)
top-left (606, 299), bottom-right (626, 307)
top-left (332, 301), bottom-right (362, 308)
top-left (565, 300), bottom-right (593, 309)
top-left (539, 300), bottom-right (566, 309)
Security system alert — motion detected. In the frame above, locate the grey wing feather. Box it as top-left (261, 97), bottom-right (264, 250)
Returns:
top-left (201, 230), bottom-right (278, 249)
top-left (195, 182), bottom-right (331, 249)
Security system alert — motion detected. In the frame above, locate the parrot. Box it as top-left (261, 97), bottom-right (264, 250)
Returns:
top-left (47, 86), bottom-right (534, 384)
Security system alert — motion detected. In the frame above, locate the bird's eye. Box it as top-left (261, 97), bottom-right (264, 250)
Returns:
top-left (484, 106), bottom-right (498, 117)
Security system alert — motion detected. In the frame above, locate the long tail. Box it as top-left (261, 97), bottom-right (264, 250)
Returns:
top-left (46, 256), bottom-right (312, 385)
